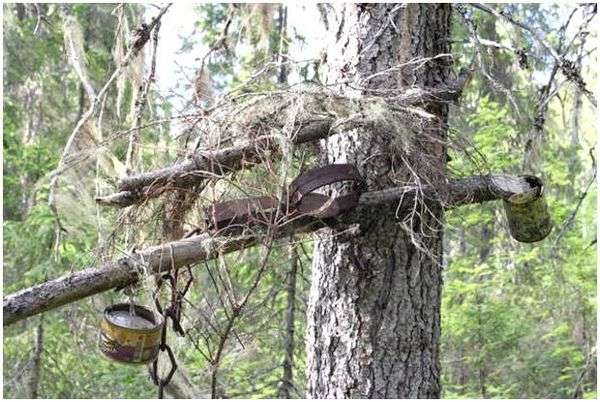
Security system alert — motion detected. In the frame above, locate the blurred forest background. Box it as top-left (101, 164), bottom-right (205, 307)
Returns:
top-left (3, 3), bottom-right (597, 399)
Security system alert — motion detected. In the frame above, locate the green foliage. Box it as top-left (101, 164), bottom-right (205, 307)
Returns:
top-left (443, 6), bottom-right (596, 398)
top-left (3, 309), bottom-right (155, 398)
top-left (2, 3), bottom-right (151, 398)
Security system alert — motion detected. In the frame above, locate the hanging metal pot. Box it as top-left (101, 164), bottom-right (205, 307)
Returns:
top-left (503, 175), bottom-right (553, 243)
top-left (99, 303), bottom-right (163, 364)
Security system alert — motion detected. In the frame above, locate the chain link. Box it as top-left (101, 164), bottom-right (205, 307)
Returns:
top-left (149, 264), bottom-right (194, 398)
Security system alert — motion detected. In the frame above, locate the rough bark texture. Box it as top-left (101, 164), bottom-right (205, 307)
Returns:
top-left (4, 173), bottom-right (536, 327)
top-left (307, 4), bottom-right (452, 398)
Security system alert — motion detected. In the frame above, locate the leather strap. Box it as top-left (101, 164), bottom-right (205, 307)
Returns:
top-left (287, 164), bottom-right (363, 205)
top-left (205, 164), bottom-right (365, 231)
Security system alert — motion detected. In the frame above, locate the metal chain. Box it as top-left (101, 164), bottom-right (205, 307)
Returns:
top-left (149, 264), bottom-right (194, 398)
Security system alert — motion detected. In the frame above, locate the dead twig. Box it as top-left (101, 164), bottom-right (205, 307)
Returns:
top-left (48, 4), bottom-right (173, 208)
top-left (472, 3), bottom-right (596, 108)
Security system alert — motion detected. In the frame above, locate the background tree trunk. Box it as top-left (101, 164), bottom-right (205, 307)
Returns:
top-left (278, 237), bottom-right (298, 398)
top-left (24, 316), bottom-right (44, 399)
top-left (307, 4), bottom-right (452, 398)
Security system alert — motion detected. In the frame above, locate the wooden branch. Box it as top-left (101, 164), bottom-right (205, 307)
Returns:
top-left (96, 74), bottom-right (474, 209)
top-left (5, 174), bottom-right (537, 327)
top-left (96, 119), bottom-right (333, 207)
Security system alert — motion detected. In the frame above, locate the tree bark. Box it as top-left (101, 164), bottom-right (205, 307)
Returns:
top-left (306, 4), bottom-right (452, 398)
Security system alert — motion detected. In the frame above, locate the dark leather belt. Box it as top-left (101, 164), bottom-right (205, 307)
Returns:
top-left (205, 164), bottom-right (366, 231)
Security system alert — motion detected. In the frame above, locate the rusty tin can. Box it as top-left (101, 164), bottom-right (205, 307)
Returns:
top-left (503, 175), bottom-right (553, 243)
top-left (99, 303), bottom-right (163, 364)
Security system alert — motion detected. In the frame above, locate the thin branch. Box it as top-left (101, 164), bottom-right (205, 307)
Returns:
top-left (47, 4), bottom-right (173, 208)
top-left (522, 4), bottom-right (595, 172)
top-left (457, 4), bottom-right (521, 115)
top-left (472, 3), bottom-right (596, 108)
top-left (125, 16), bottom-right (162, 173)
top-left (552, 148), bottom-right (597, 249)
top-left (32, 4), bottom-right (43, 35)
top-left (211, 232), bottom-right (276, 398)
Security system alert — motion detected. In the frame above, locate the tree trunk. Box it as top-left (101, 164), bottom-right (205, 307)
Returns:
top-left (307, 4), bottom-right (452, 398)
top-left (24, 316), bottom-right (44, 399)
top-left (278, 237), bottom-right (298, 398)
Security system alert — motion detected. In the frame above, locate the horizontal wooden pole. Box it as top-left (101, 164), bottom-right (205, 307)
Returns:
top-left (96, 119), bottom-right (333, 207)
top-left (4, 174), bottom-right (536, 326)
